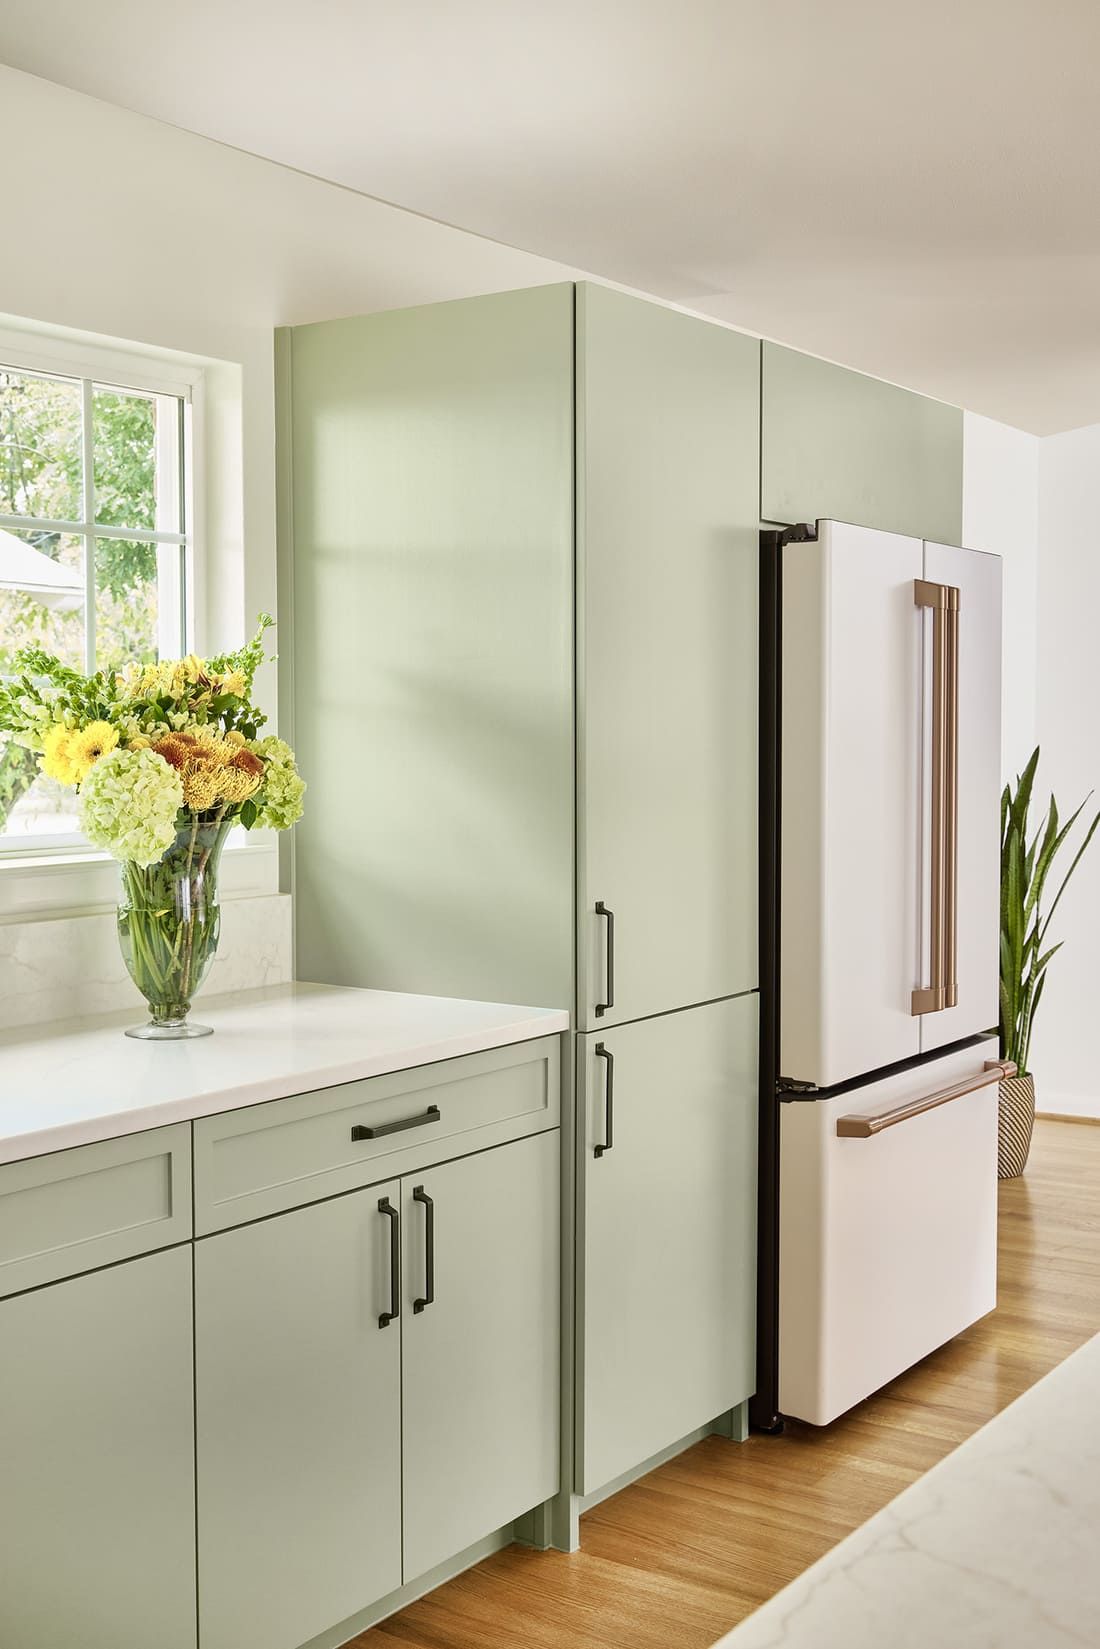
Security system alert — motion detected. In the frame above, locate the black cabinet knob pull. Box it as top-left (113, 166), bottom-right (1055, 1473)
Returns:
top-left (352, 1104), bottom-right (441, 1142)
top-left (378, 1197), bottom-right (399, 1328)
top-left (594, 1042), bottom-right (614, 1158)
top-left (413, 1186), bottom-right (435, 1313)
top-left (595, 902), bottom-right (615, 1018)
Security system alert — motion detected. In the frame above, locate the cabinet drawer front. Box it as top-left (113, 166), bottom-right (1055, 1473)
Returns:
top-left (0, 1124), bottom-right (192, 1298)
top-left (194, 1036), bottom-right (560, 1234)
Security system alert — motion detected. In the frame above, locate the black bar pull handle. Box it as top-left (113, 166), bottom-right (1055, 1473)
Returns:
top-left (413, 1186), bottom-right (435, 1313)
top-left (353, 1104), bottom-right (441, 1142)
top-left (378, 1197), bottom-right (399, 1328)
top-left (595, 901), bottom-right (615, 1018)
top-left (594, 1042), bottom-right (614, 1158)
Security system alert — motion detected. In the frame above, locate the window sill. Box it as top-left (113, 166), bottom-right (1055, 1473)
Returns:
top-left (0, 834), bottom-right (280, 924)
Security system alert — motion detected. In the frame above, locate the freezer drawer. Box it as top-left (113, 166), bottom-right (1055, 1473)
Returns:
top-left (778, 1044), bottom-right (1002, 1426)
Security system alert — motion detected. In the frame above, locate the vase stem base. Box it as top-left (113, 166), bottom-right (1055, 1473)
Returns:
top-left (125, 1020), bottom-right (215, 1041)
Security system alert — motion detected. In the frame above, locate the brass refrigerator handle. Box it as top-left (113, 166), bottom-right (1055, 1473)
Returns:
top-left (836, 1060), bottom-right (1016, 1138)
top-left (912, 578), bottom-right (961, 1016)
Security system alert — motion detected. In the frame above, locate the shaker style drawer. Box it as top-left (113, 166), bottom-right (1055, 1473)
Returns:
top-left (778, 1043), bottom-right (1001, 1427)
top-left (193, 1036), bottom-right (561, 1234)
top-left (0, 1123), bottom-right (192, 1298)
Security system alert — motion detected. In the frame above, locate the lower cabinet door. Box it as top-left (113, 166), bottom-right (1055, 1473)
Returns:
top-left (401, 1130), bottom-right (560, 1580)
top-left (578, 995), bottom-right (758, 1494)
top-left (195, 1183), bottom-right (403, 1649)
top-left (0, 1246), bottom-right (196, 1649)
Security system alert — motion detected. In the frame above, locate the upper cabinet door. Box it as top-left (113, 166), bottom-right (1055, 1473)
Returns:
top-left (781, 522), bottom-right (924, 1087)
top-left (761, 343), bottom-right (963, 545)
top-left (919, 541), bottom-right (1002, 1053)
top-left (576, 284), bottom-right (760, 1030)
top-left (284, 284), bottom-right (575, 1013)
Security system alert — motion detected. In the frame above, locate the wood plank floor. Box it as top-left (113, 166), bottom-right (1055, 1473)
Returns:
top-left (357, 1117), bottom-right (1100, 1649)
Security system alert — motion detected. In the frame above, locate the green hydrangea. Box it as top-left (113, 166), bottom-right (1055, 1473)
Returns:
top-left (79, 747), bottom-right (184, 867)
top-left (252, 736), bottom-right (306, 831)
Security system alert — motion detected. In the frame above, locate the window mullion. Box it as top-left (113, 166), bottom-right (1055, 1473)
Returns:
top-left (0, 513), bottom-right (186, 546)
top-left (80, 377), bottom-right (96, 673)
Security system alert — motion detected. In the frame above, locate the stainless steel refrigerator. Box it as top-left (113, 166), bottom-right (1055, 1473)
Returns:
top-left (755, 519), bottom-right (1009, 1429)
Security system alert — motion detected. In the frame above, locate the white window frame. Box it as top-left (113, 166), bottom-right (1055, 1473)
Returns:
top-left (0, 327), bottom-right (277, 913)
top-left (0, 331), bottom-right (202, 674)
top-left (0, 328), bottom-right (204, 864)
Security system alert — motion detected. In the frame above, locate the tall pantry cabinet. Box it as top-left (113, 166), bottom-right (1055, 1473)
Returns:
top-left (278, 282), bottom-right (760, 1514)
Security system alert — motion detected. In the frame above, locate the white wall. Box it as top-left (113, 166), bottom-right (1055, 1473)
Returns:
top-left (962, 412), bottom-right (1040, 782)
top-left (1031, 426), bottom-right (1100, 1115)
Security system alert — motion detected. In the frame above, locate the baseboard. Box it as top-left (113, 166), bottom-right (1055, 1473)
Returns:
top-left (1036, 1092), bottom-right (1100, 1121)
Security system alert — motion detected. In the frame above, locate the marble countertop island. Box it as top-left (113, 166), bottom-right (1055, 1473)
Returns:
top-left (0, 981), bottom-right (569, 1163)
top-left (713, 1331), bottom-right (1100, 1648)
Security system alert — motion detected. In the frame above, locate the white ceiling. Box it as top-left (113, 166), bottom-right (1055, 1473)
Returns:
top-left (2, 0), bottom-right (1099, 434)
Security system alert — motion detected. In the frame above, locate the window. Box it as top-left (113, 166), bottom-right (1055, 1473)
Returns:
top-left (0, 348), bottom-right (194, 849)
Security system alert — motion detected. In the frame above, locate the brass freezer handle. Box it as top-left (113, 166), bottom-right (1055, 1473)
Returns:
top-left (836, 1059), bottom-right (1015, 1138)
top-left (912, 578), bottom-right (961, 1016)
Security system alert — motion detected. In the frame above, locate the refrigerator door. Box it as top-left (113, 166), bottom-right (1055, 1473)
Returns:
top-left (918, 541), bottom-right (1002, 1052)
top-left (778, 1042), bottom-right (1000, 1426)
top-left (780, 521), bottom-right (924, 1087)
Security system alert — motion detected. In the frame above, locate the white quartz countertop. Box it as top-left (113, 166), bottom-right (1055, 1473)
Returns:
top-left (0, 982), bottom-right (569, 1164)
top-left (713, 1331), bottom-right (1100, 1649)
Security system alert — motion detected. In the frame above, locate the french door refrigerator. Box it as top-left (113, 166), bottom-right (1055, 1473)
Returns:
top-left (755, 519), bottom-right (1010, 1430)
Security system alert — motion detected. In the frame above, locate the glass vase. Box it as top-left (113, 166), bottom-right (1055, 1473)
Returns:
top-left (118, 813), bottom-right (232, 1040)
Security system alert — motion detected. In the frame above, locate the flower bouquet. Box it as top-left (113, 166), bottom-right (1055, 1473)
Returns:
top-left (0, 615), bottom-right (304, 1038)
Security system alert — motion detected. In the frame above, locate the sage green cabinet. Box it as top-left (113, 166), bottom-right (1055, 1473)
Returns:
top-left (576, 994), bottom-right (758, 1495)
top-left (761, 341), bottom-right (964, 544)
top-left (195, 1183), bottom-right (403, 1649)
top-left (0, 1246), bottom-right (197, 1649)
top-left (576, 284), bottom-right (759, 1030)
top-left (282, 284), bottom-right (575, 1011)
top-left (280, 281), bottom-right (761, 1027)
top-left (401, 1129), bottom-right (559, 1580)
top-left (195, 1131), bottom-right (559, 1646)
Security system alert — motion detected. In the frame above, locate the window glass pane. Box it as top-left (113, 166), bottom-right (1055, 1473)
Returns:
top-left (0, 369), bottom-right (82, 522)
top-left (95, 536), bottom-right (158, 676)
top-left (0, 529), bottom-right (85, 843)
top-left (93, 386), bottom-right (157, 532)
top-left (0, 528), bottom-right (85, 673)
top-left (0, 749), bottom-right (81, 842)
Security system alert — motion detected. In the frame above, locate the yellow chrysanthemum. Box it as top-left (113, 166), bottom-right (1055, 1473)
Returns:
top-left (42, 724), bottom-right (79, 786)
top-left (69, 721), bottom-right (120, 781)
top-left (220, 670), bottom-right (247, 697)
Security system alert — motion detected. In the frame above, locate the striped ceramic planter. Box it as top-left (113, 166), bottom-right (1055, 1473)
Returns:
top-left (998, 1072), bottom-right (1035, 1180)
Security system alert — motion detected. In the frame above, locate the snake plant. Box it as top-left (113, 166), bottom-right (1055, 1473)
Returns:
top-left (1001, 748), bottom-right (1100, 1076)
